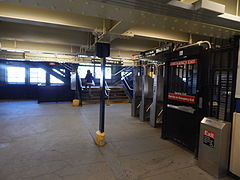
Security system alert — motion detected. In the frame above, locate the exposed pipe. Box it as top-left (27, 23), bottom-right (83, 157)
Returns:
top-left (175, 41), bottom-right (211, 51)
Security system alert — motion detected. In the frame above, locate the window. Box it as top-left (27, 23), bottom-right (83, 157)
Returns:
top-left (78, 66), bottom-right (94, 78)
top-left (78, 65), bottom-right (112, 79)
top-left (7, 67), bottom-right (25, 84)
top-left (95, 67), bottom-right (111, 79)
top-left (30, 68), bottom-right (46, 84)
top-left (50, 75), bottom-right (64, 85)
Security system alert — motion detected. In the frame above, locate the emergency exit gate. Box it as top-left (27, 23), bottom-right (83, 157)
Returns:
top-left (162, 47), bottom-right (205, 153)
top-left (162, 39), bottom-right (238, 154)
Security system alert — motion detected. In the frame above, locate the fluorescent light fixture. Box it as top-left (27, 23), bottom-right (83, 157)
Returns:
top-left (78, 54), bottom-right (89, 58)
top-left (1, 48), bottom-right (25, 53)
top-left (218, 13), bottom-right (240, 22)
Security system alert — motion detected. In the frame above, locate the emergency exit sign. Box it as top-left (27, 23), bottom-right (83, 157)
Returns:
top-left (203, 129), bottom-right (215, 148)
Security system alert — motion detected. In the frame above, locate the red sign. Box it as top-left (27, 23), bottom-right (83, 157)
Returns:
top-left (170, 59), bottom-right (198, 66)
top-left (204, 130), bottom-right (215, 139)
top-left (168, 93), bottom-right (195, 104)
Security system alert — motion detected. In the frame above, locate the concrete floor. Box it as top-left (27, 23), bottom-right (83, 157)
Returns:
top-left (0, 101), bottom-right (235, 180)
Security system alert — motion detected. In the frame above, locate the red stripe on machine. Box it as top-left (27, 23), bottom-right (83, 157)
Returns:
top-left (170, 59), bottom-right (198, 66)
top-left (204, 129), bottom-right (215, 139)
top-left (168, 93), bottom-right (196, 104)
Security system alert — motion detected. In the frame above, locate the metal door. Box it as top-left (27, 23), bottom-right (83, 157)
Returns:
top-left (163, 58), bottom-right (202, 152)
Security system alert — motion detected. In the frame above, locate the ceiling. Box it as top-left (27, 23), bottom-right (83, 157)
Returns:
top-left (0, 0), bottom-right (240, 64)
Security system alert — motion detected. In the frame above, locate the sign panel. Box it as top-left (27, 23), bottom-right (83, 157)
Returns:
top-left (203, 129), bottom-right (215, 148)
top-left (170, 59), bottom-right (198, 66)
top-left (168, 93), bottom-right (196, 104)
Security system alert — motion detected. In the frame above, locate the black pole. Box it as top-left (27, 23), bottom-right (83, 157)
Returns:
top-left (99, 57), bottom-right (106, 133)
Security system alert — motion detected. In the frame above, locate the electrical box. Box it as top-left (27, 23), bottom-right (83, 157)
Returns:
top-left (198, 117), bottom-right (231, 178)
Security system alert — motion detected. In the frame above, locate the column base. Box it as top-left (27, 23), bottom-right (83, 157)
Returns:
top-left (95, 131), bottom-right (105, 146)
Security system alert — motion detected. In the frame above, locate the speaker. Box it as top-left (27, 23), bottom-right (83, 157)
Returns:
top-left (95, 43), bottom-right (110, 58)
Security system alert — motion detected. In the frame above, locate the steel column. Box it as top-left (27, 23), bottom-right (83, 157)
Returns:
top-left (99, 57), bottom-right (106, 133)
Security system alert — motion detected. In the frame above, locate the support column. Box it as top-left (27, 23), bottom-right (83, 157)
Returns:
top-left (99, 57), bottom-right (106, 133)
top-left (95, 42), bottom-right (110, 146)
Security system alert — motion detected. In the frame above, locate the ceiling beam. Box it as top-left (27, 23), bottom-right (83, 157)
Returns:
top-left (0, 1), bottom-right (108, 33)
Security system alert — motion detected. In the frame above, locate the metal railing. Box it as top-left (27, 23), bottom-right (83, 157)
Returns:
top-left (105, 81), bottom-right (111, 105)
top-left (113, 66), bottom-right (133, 76)
top-left (123, 78), bottom-right (133, 91)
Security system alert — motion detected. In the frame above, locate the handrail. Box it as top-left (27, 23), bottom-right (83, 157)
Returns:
top-left (123, 78), bottom-right (133, 91)
top-left (105, 81), bottom-right (111, 97)
top-left (113, 66), bottom-right (132, 76)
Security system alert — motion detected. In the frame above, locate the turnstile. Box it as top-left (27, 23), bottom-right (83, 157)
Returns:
top-left (150, 65), bottom-right (164, 127)
top-left (139, 65), bottom-right (154, 121)
top-left (131, 67), bottom-right (142, 117)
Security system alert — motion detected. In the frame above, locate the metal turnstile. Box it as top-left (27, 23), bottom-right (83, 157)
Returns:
top-left (139, 65), bottom-right (153, 121)
top-left (150, 65), bottom-right (164, 127)
top-left (198, 117), bottom-right (231, 178)
top-left (131, 67), bottom-right (142, 117)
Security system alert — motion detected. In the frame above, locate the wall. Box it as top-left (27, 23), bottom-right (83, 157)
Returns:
top-left (0, 60), bottom-right (71, 100)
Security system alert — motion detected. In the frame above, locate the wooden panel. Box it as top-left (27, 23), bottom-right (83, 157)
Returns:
top-left (230, 113), bottom-right (240, 177)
